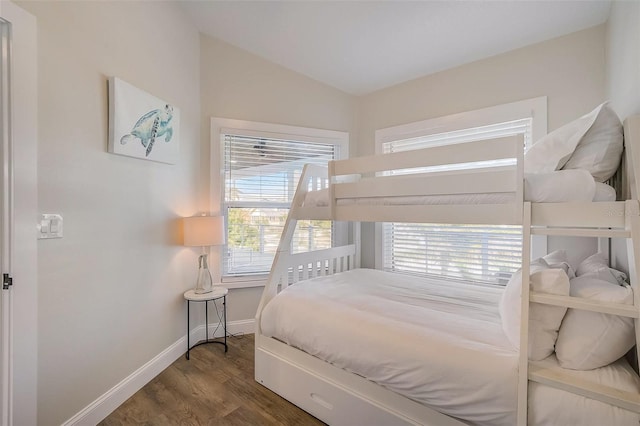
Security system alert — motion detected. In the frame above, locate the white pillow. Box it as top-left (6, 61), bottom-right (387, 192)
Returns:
top-left (525, 103), bottom-right (604, 174)
top-left (555, 275), bottom-right (634, 370)
top-left (576, 252), bottom-right (609, 275)
top-left (576, 252), bottom-right (628, 285)
top-left (524, 170), bottom-right (595, 203)
top-left (499, 258), bottom-right (570, 360)
top-left (593, 182), bottom-right (617, 202)
top-left (543, 250), bottom-right (575, 279)
top-left (563, 102), bottom-right (623, 182)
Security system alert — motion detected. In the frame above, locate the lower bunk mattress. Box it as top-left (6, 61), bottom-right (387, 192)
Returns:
top-left (260, 268), bottom-right (640, 426)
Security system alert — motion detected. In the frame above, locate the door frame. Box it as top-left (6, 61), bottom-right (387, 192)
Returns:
top-left (0, 15), bottom-right (13, 426)
top-left (0, 2), bottom-right (38, 425)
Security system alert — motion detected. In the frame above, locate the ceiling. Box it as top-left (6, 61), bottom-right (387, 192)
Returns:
top-left (181, 1), bottom-right (611, 96)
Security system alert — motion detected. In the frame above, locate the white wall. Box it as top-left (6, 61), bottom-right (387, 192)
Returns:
top-left (606, 0), bottom-right (640, 121)
top-left (15, 1), bottom-right (201, 424)
top-left (356, 25), bottom-right (607, 268)
top-left (606, 0), bottom-right (640, 272)
top-left (199, 34), bottom-right (357, 322)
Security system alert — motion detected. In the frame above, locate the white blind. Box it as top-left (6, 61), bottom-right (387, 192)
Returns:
top-left (382, 118), bottom-right (530, 286)
top-left (223, 134), bottom-right (336, 275)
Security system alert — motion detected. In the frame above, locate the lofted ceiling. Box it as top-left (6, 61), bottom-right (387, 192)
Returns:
top-left (181, 1), bottom-right (611, 96)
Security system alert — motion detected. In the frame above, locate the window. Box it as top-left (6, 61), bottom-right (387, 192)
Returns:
top-left (212, 119), bottom-right (348, 279)
top-left (375, 98), bottom-right (547, 286)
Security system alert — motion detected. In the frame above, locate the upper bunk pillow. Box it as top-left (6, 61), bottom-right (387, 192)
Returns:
top-left (555, 275), bottom-right (634, 370)
top-left (499, 257), bottom-right (570, 361)
top-left (562, 102), bottom-right (623, 182)
top-left (593, 182), bottom-right (617, 202)
top-left (525, 103), bottom-right (606, 174)
top-left (524, 169), bottom-right (595, 203)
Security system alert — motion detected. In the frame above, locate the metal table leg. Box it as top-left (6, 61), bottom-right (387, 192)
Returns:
top-left (186, 296), bottom-right (228, 359)
top-left (205, 299), bottom-right (209, 344)
top-left (223, 295), bottom-right (228, 352)
top-left (186, 301), bottom-right (190, 360)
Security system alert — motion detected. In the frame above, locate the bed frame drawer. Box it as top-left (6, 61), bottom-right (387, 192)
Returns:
top-left (255, 347), bottom-right (415, 426)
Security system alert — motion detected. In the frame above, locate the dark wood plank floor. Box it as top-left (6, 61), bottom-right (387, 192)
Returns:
top-left (100, 334), bottom-right (326, 425)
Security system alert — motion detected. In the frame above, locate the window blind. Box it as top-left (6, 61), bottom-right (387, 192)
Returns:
top-left (223, 134), bottom-right (336, 275)
top-left (382, 118), bottom-right (530, 285)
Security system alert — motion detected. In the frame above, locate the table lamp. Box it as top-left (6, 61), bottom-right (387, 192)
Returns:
top-left (183, 215), bottom-right (226, 294)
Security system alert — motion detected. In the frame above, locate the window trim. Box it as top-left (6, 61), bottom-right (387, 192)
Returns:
top-left (210, 117), bottom-right (349, 287)
top-left (373, 97), bottom-right (548, 270)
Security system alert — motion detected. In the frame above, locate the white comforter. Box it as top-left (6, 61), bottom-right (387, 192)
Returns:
top-left (260, 269), bottom-right (640, 426)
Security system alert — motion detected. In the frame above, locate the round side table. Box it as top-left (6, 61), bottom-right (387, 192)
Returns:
top-left (184, 286), bottom-right (228, 360)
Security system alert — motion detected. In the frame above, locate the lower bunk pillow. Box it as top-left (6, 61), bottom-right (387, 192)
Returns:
top-left (260, 269), bottom-right (640, 425)
top-left (499, 253), bottom-right (571, 360)
top-left (540, 249), bottom-right (575, 278)
top-left (576, 252), bottom-right (628, 285)
top-left (555, 274), bottom-right (635, 370)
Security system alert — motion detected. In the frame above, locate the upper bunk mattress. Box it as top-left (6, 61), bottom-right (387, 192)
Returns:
top-left (260, 268), bottom-right (640, 426)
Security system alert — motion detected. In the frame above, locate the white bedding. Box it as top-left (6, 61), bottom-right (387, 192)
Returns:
top-left (303, 170), bottom-right (616, 207)
top-left (260, 269), bottom-right (640, 426)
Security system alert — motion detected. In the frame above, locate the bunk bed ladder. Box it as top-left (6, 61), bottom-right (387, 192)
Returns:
top-left (525, 199), bottom-right (640, 422)
top-left (516, 202), bottom-right (532, 426)
top-left (627, 200), bottom-right (640, 377)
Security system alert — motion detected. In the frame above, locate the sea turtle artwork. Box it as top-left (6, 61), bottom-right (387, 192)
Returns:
top-left (120, 104), bottom-right (174, 157)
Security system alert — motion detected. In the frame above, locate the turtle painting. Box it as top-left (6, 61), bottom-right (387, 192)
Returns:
top-left (120, 104), bottom-right (174, 157)
top-left (109, 77), bottom-right (180, 164)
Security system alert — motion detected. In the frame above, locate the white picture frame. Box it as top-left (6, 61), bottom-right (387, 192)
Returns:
top-left (108, 77), bottom-right (180, 164)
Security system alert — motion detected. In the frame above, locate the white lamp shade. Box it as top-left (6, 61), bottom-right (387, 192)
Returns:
top-left (183, 216), bottom-right (225, 247)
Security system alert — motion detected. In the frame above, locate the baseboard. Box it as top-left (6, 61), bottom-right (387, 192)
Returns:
top-left (62, 319), bottom-right (255, 426)
top-left (205, 318), bottom-right (255, 339)
top-left (187, 317), bottom-right (255, 342)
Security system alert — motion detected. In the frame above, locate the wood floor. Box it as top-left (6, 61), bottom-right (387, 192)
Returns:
top-left (100, 334), bottom-right (326, 425)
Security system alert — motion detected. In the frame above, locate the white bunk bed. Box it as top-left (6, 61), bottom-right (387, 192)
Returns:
top-left (254, 115), bottom-right (640, 425)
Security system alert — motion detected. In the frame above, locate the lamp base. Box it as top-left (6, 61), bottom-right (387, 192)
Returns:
top-left (194, 253), bottom-right (214, 294)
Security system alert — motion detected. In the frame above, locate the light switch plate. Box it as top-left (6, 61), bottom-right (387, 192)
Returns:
top-left (38, 214), bottom-right (63, 239)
